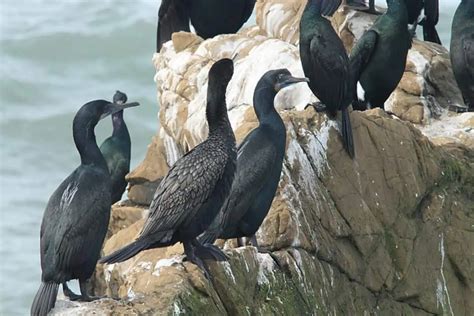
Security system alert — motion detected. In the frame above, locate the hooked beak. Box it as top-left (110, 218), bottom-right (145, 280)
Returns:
top-left (275, 75), bottom-right (309, 92)
top-left (100, 101), bottom-right (140, 120)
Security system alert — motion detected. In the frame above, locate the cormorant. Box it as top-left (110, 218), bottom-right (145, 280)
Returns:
top-left (31, 99), bottom-right (140, 316)
top-left (450, 0), bottom-right (474, 111)
top-left (156, 0), bottom-right (256, 51)
top-left (350, 0), bottom-right (410, 111)
top-left (100, 91), bottom-right (132, 204)
top-left (404, 0), bottom-right (441, 44)
top-left (300, 0), bottom-right (355, 158)
top-left (199, 69), bottom-right (309, 247)
top-left (100, 59), bottom-right (237, 278)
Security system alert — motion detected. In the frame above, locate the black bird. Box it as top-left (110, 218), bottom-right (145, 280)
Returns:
top-left (100, 59), bottom-right (237, 278)
top-left (156, 0), bottom-right (256, 51)
top-left (100, 91), bottom-right (132, 204)
top-left (31, 99), bottom-right (139, 316)
top-left (350, 0), bottom-right (411, 111)
top-left (450, 0), bottom-right (474, 111)
top-left (300, 0), bottom-right (355, 158)
top-left (199, 69), bottom-right (308, 247)
top-left (403, 0), bottom-right (441, 44)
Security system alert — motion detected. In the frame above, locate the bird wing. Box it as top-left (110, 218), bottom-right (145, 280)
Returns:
top-left (241, 0), bottom-right (256, 24)
top-left (139, 143), bottom-right (228, 240)
top-left (156, 0), bottom-right (190, 51)
top-left (321, 0), bottom-right (342, 17)
top-left (423, 0), bottom-right (439, 25)
top-left (462, 35), bottom-right (474, 80)
top-left (349, 30), bottom-right (378, 85)
top-left (308, 25), bottom-right (349, 106)
top-left (43, 168), bottom-right (110, 272)
top-left (219, 129), bottom-right (277, 230)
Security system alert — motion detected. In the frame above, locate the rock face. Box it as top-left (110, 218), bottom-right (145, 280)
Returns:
top-left (56, 2), bottom-right (474, 316)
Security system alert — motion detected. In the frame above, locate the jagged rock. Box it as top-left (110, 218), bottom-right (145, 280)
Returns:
top-left (64, 2), bottom-right (474, 315)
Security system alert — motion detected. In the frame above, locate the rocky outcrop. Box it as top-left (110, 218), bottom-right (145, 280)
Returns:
top-left (54, 2), bottom-right (474, 315)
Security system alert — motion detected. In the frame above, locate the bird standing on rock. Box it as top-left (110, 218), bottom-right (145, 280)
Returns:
top-left (404, 0), bottom-right (441, 45)
top-left (156, 0), bottom-right (256, 51)
top-left (350, 0), bottom-right (411, 111)
top-left (100, 90), bottom-right (132, 204)
top-left (199, 69), bottom-right (309, 248)
top-left (100, 59), bottom-right (237, 279)
top-left (31, 99), bottom-right (140, 316)
top-left (450, 0), bottom-right (474, 112)
top-left (300, 0), bottom-right (355, 158)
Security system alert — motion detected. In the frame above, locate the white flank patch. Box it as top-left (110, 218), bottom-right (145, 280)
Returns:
top-left (59, 182), bottom-right (78, 210)
top-left (356, 81), bottom-right (365, 102)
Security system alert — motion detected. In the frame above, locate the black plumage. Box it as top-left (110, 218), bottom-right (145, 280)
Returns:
top-left (404, 0), bottom-right (441, 44)
top-left (31, 99), bottom-right (139, 316)
top-left (350, 0), bottom-right (410, 110)
top-left (100, 91), bottom-right (132, 204)
top-left (156, 0), bottom-right (256, 51)
top-left (100, 59), bottom-right (237, 277)
top-left (199, 69), bottom-right (308, 247)
top-left (300, 0), bottom-right (355, 158)
top-left (450, 0), bottom-right (474, 111)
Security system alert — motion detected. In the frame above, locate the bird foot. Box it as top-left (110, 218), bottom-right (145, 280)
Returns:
top-left (195, 243), bottom-right (228, 261)
top-left (448, 104), bottom-right (470, 113)
top-left (305, 102), bottom-right (327, 113)
top-left (78, 294), bottom-right (104, 302)
top-left (366, 8), bottom-right (382, 15)
top-left (184, 241), bottom-right (212, 280)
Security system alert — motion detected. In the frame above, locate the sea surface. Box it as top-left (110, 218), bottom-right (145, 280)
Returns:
top-left (0, 1), bottom-right (459, 315)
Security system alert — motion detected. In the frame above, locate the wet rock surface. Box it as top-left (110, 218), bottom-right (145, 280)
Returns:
top-left (55, 2), bottom-right (473, 315)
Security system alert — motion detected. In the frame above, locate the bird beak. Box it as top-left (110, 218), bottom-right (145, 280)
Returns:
top-left (275, 75), bottom-right (309, 91)
top-left (100, 101), bottom-right (140, 119)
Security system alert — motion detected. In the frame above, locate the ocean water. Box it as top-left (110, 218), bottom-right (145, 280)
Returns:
top-left (0, 1), bottom-right (459, 315)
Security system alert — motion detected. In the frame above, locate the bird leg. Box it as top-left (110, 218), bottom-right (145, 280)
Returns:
top-left (249, 235), bottom-right (271, 254)
top-left (62, 282), bottom-right (82, 301)
top-left (183, 240), bottom-right (211, 279)
top-left (366, 0), bottom-right (382, 15)
top-left (192, 239), bottom-right (228, 261)
top-left (237, 237), bottom-right (246, 247)
top-left (78, 280), bottom-right (103, 302)
top-left (305, 102), bottom-right (328, 113)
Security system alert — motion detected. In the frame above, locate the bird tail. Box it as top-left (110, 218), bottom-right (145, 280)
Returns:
top-left (423, 24), bottom-right (441, 45)
top-left (31, 282), bottom-right (59, 316)
top-left (99, 239), bottom-right (149, 264)
top-left (341, 107), bottom-right (355, 159)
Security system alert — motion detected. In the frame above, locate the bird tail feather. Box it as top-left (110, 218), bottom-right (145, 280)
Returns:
top-left (423, 24), bottom-right (441, 45)
top-left (99, 239), bottom-right (149, 264)
top-left (30, 282), bottom-right (59, 316)
top-left (342, 107), bottom-right (355, 159)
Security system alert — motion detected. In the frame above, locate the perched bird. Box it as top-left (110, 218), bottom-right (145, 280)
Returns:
top-left (156, 0), bottom-right (256, 51)
top-left (31, 99), bottom-right (139, 316)
top-left (450, 0), bottom-right (474, 111)
top-left (199, 69), bottom-right (309, 247)
top-left (346, 0), bottom-right (381, 15)
top-left (100, 91), bottom-right (132, 204)
top-left (404, 0), bottom-right (441, 44)
top-left (100, 59), bottom-right (237, 278)
top-left (350, 0), bottom-right (411, 111)
top-left (300, 0), bottom-right (355, 158)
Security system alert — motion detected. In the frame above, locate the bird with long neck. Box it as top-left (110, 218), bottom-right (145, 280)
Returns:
top-left (199, 69), bottom-right (308, 247)
top-left (300, 0), bottom-right (355, 158)
top-left (350, 0), bottom-right (410, 111)
top-left (450, 0), bottom-right (474, 111)
top-left (31, 99), bottom-right (139, 316)
top-left (100, 90), bottom-right (132, 204)
top-left (100, 59), bottom-right (237, 279)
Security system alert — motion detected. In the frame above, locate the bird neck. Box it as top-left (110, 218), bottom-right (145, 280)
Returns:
top-left (253, 85), bottom-right (282, 127)
top-left (111, 111), bottom-right (130, 140)
top-left (73, 115), bottom-right (108, 169)
top-left (386, 0), bottom-right (408, 20)
top-left (206, 77), bottom-right (233, 138)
